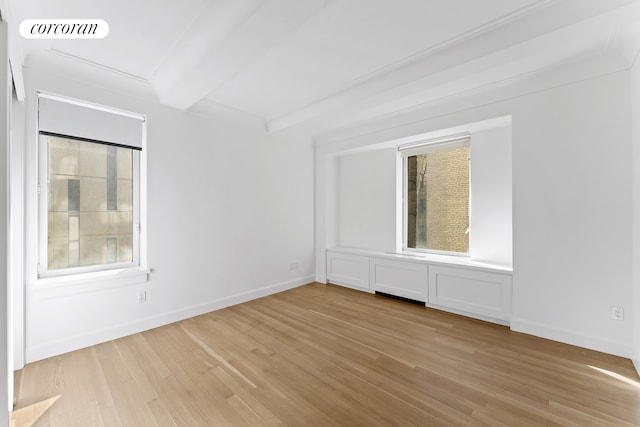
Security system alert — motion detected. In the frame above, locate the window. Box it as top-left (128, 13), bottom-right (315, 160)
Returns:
top-left (401, 134), bottom-right (470, 255)
top-left (37, 93), bottom-right (145, 277)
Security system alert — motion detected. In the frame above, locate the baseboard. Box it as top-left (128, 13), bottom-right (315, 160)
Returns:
top-left (510, 317), bottom-right (633, 359)
top-left (315, 275), bottom-right (327, 284)
top-left (25, 275), bottom-right (314, 363)
top-left (425, 302), bottom-right (510, 327)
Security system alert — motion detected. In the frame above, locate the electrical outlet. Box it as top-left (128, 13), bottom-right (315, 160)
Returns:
top-left (289, 262), bottom-right (299, 271)
top-left (138, 290), bottom-right (147, 304)
top-left (611, 306), bottom-right (624, 321)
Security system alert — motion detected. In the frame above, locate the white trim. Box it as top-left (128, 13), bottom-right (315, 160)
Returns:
top-left (2, 0), bottom-right (26, 101)
top-left (400, 137), bottom-right (471, 254)
top-left (26, 276), bottom-right (314, 363)
top-left (37, 91), bottom-right (145, 121)
top-left (37, 134), bottom-right (46, 277)
top-left (37, 131), bottom-right (145, 278)
top-left (32, 268), bottom-right (149, 299)
top-left (424, 302), bottom-right (510, 327)
top-left (48, 49), bottom-right (150, 84)
top-left (402, 154), bottom-right (408, 252)
top-left (510, 317), bottom-right (633, 359)
top-left (9, 94), bottom-right (24, 370)
top-left (327, 280), bottom-right (375, 294)
top-left (327, 247), bottom-right (511, 273)
top-left (397, 132), bottom-right (470, 156)
top-left (8, 56), bottom-right (24, 101)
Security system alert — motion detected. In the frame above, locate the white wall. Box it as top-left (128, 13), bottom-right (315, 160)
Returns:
top-left (20, 67), bottom-right (315, 362)
top-left (631, 56), bottom-right (640, 372)
top-left (10, 94), bottom-right (24, 371)
top-left (338, 148), bottom-right (396, 250)
top-left (1, 19), bottom-right (10, 424)
top-left (469, 125), bottom-right (512, 266)
top-left (510, 71), bottom-right (632, 358)
top-left (316, 66), bottom-right (634, 358)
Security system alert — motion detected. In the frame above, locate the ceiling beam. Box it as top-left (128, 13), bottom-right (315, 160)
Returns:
top-left (266, 0), bottom-right (640, 133)
top-left (0, 0), bottom-right (25, 100)
top-left (155, 0), bottom-right (327, 111)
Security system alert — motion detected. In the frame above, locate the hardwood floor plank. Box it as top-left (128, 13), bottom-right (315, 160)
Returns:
top-left (14, 283), bottom-right (640, 426)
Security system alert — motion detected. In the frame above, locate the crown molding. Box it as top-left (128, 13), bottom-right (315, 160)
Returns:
top-left (313, 51), bottom-right (629, 150)
top-left (48, 49), bottom-right (150, 83)
top-left (189, 98), bottom-right (267, 130)
top-left (267, 0), bottom-right (639, 134)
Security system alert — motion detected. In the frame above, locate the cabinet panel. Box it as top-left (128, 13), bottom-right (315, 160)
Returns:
top-left (428, 266), bottom-right (511, 320)
top-left (370, 258), bottom-right (427, 302)
top-left (326, 252), bottom-right (370, 291)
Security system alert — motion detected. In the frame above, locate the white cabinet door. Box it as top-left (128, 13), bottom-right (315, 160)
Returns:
top-left (370, 258), bottom-right (427, 302)
top-left (428, 266), bottom-right (512, 320)
top-left (326, 252), bottom-right (370, 291)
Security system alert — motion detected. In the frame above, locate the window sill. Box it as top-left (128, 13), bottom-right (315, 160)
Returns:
top-left (32, 267), bottom-right (149, 300)
top-left (327, 247), bottom-right (512, 274)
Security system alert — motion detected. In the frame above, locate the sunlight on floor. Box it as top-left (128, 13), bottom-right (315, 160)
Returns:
top-left (589, 365), bottom-right (640, 389)
top-left (10, 395), bottom-right (61, 427)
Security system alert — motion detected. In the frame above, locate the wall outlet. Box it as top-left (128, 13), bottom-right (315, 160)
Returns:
top-left (138, 290), bottom-right (147, 304)
top-left (289, 262), bottom-right (299, 271)
top-left (611, 306), bottom-right (624, 321)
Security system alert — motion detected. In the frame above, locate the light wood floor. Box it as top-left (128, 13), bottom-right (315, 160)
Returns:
top-left (13, 283), bottom-right (640, 426)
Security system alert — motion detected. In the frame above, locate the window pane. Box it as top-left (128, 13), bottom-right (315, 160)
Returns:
top-left (47, 136), bottom-right (134, 270)
top-left (407, 146), bottom-right (469, 253)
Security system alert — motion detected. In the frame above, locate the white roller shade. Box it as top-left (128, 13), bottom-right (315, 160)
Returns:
top-left (398, 133), bottom-right (470, 157)
top-left (38, 94), bottom-right (144, 150)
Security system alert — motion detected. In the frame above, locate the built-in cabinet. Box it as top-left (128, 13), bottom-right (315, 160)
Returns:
top-left (326, 248), bottom-right (512, 325)
top-left (325, 252), bottom-right (371, 292)
top-left (428, 265), bottom-right (511, 321)
top-left (369, 257), bottom-right (428, 302)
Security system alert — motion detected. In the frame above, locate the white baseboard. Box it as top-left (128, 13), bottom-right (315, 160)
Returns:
top-left (326, 280), bottom-right (374, 294)
top-left (26, 276), bottom-right (314, 363)
top-left (425, 302), bottom-right (510, 327)
top-left (315, 275), bottom-right (327, 284)
top-left (510, 317), bottom-right (633, 359)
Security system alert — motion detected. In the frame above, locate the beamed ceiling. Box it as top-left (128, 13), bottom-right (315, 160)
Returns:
top-left (4, 0), bottom-right (640, 135)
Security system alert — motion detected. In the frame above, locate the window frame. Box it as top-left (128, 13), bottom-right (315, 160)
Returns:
top-left (400, 134), bottom-right (471, 257)
top-left (36, 93), bottom-right (146, 279)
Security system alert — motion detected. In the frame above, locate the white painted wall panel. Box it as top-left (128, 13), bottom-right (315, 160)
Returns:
top-left (338, 148), bottom-right (396, 251)
top-left (326, 251), bottom-right (370, 291)
top-left (469, 126), bottom-right (512, 266)
top-left (0, 20), bottom-right (11, 421)
top-left (630, 52), bottom-right (640, 370)
top-left (370, 257), bottom-right (427, 301)
top-left (428, 266), bottom-right (511, 320)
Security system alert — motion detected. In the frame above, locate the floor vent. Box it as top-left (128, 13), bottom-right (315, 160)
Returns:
top-left (375, 291), bottom-right (424, 306)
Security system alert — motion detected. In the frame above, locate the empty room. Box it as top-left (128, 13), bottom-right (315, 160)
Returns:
top-left (1, 0), bottom-right (640, 425)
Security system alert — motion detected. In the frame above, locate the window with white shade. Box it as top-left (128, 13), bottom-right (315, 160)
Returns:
top-left (400, 134), bottom-right (470, 255)
top-left (37, 93), bottom-right (146, 277)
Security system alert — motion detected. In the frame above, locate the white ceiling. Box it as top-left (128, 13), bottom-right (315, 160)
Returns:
top-left (5, 0), bottom-right (640, 134)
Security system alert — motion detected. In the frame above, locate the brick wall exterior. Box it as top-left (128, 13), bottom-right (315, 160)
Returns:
top-left (407, 146), bottom-right (469, 253)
